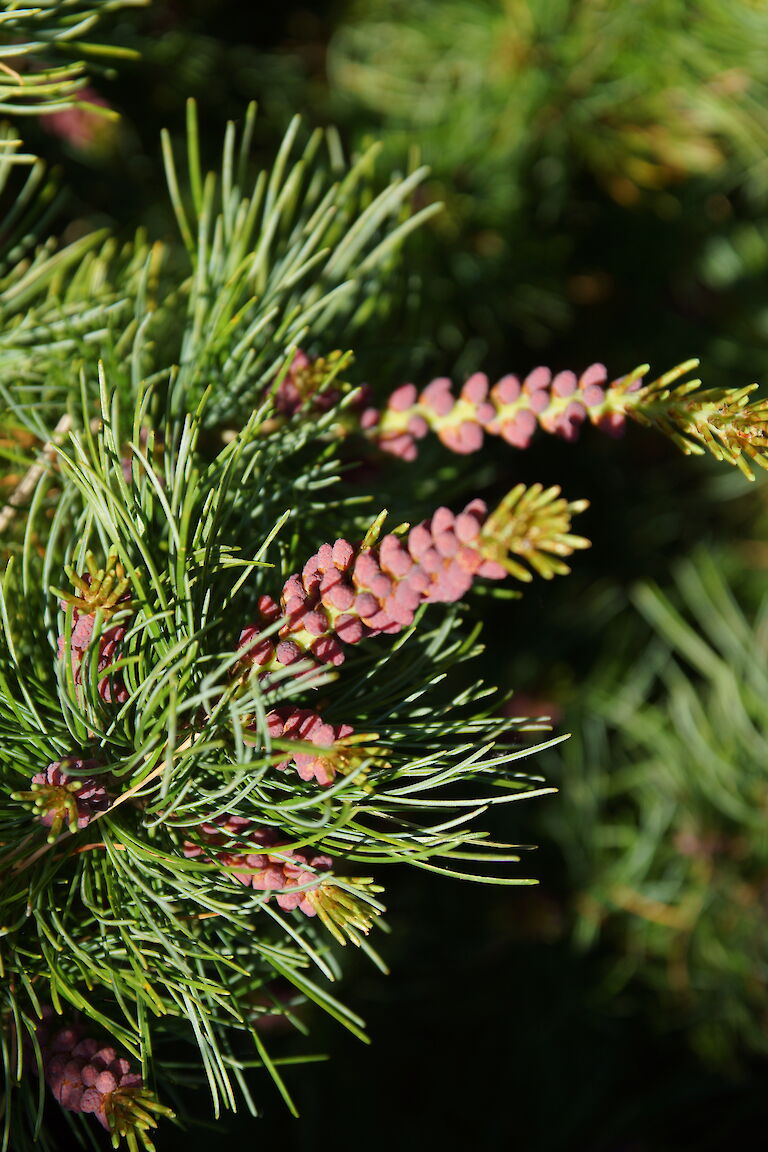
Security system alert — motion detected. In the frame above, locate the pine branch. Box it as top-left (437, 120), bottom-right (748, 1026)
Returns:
top-left (0, 102), bottom-right (437, 458)
top-left (0, 0), bottom-right (143, 123)
top-left (0, 338), bottom-right (557, 1145)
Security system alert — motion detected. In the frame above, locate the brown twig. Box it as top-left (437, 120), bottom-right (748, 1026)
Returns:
top-left (0, 414), bottom-right (72, 536)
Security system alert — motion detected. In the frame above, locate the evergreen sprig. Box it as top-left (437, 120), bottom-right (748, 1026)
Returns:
top-left (0, 105), bottom-right (565, 1149)
top-left (0, 0), bottom-right (141, 125)
top-left (1, 69), bottom-right (758, 1150)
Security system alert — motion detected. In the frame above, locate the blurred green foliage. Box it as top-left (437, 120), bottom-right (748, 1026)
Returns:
top-left (542, 548), bottom-right (768, 1066)
top-left (326, 0), bottom-right (768, 377)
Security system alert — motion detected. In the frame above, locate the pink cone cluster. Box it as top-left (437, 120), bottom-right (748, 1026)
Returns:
top-left (360, 364), bottom-right (642, 459)
top-left (267, 706), bottom-right (354, 786)
top-left (238, 498), bottom-right (506, 680)
top-left (21, 759), bottom-right (109, 836)
top-left (58, 600), bottom-right (129, 704)
top-left (41, 89), bottom-right (116, 157)
top-left (183, 817), bottom-right (333, 915)
top-left (35, 1011), bottom-right (144, 1133)
top-left (272, 350), bottom-right (344, 417)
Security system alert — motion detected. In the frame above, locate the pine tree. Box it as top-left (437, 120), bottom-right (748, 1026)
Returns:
top-left (2, 8), bottom-right (768, 1147)
top-left (0, 97), bottom-right (572, 1149)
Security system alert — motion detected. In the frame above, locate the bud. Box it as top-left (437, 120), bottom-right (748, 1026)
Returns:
top-left (13, 759), bottom-right (109, 841)
top-left (267, 706), bottom-right (356, 785)
top-left (183, 819), bottom-right (381, 942)
top-left (34, 1008), bottom-right (171, 1148)
top-left (54, 550), bottom-right (133, 705)
top-left (362, 362), bottom-right (671, 458)
top-left (271, 349), bottom-right (347, 417)
top-left (237, 490), bottom-right (588, 680)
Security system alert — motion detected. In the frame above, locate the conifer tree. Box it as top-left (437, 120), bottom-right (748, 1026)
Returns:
top-left (2, 6), bottom-right (768, 1148)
